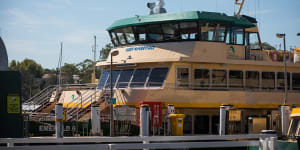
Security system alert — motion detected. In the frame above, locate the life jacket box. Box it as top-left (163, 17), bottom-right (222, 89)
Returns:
top-left (0, 71), bottom-right (23, 138)
top-left (169, 114), bottom-right (185, 136)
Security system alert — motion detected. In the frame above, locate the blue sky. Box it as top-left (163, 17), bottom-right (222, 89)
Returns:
top-left (0, 0), bottom-right (300, 69)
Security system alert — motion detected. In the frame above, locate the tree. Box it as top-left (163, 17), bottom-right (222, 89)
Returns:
top-left (99, 43), bottom-right (113, 60)
top-left (9, 59), bottom-right (44, 101)
top-left (61, 63), bottom-right (79, 84)
top-left (261, 42), bottom-right (276, 50)
top-left (76, 59), bottom-right (94, 83)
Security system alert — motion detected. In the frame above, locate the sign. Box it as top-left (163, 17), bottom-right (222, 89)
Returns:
top-left (227, 45), bottom-right (240, 59)
top-left (139, 101), bottom-right (162, 127)
top-left (294, 48), bottom-right (300, 63)
top-left (7, 94), bottom-right (20, 114)
top-left (111, 98), bottom-right (116, 104)
top-left (229, 110), bottom-right (241, 121)
top-left (126, 46), bottom-right (155, 52)
top-left (113, 105), bottom-right (136, 121)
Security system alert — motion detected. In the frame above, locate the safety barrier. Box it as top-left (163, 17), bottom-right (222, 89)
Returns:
top-left (0, 134), bottom-right (278, 150)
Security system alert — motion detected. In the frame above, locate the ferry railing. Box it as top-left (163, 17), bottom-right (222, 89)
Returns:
top-left (24, 84), bottom-right (94, 110)
top-left (0, 134), bottom-right (278, 150)
top-left (65, 86), bottom-right (101, 121)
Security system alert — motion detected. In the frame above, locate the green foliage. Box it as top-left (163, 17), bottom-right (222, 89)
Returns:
top-left (99, 43), bottom-right (113, 60)
top-left (261, 42), bottom-right (276, 50)
top-left (9, 59), bottom-right (44, 101)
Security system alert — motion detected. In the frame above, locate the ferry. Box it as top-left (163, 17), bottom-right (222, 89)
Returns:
top-left (94, 0), bottom-right (300, 135)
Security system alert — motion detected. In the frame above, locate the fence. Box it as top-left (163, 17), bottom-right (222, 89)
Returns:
top-left (0, 134), bottom-right (278, 150)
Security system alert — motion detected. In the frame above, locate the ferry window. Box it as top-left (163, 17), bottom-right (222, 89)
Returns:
top-left (162, 23), bottom-right (180, 41)
top-left (147, 24), bottom-right (163, 42)
top-left (232, 27), bottom-right (244, 45)
top-left (176, 68), bottom-right (189, 87)
top-left (200, 23), bottom-right (225, 42)
top-left (114, 28), bottom-right (127, 45)
top-left (215, 25), bottom-right (226, 42)
top-left (123, 27), bottom-right (135, 44)
top-left (110, 31), bottom-right (119, 46)
top-left (147, 68), bottom-right (169, 87)
top-left (183, 114), bottom-right (192, 134)
top-left (134, 26), bottom-right (147, 43)
top-left (106, 70), bottom-right (121, 88)
top-left (249, 32), bottom-right (261, 50)
top-left (194, 69), bottom-right (210, 87)
top-left (229, 70), bottom-right (243, 88)
top-left (212, 69), bottom-right (227, 88)
top-left (200, 23), bottom-right (211, 41)
top-left (246, 71), bottom-right (259, 88)
top-left (194, 115), bottom-right (209, 134)
top-left (117, 69), bottom-right (134, 88)
top-left (277, 72), bottom-right (290, 89)
top-left (180, 22), bottom-right (198, 40)
top-left (98, 71), bottom-right (109, 89)
top-left (292, 73), bottom-right (300, 90)
top-left (212, 115), bottom-right (219, 134)
top-left (130, 68), bottom-right (150, 88)
top-left (262, 72), bottom-right (275, 89)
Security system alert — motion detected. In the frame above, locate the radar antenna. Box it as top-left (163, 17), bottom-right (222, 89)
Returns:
top-left (235, 0), bottom-right (245, 16)
top-left (147, 0), bottom-right (167, 15)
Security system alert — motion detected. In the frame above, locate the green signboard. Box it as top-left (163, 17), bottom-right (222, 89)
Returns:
top-left (7, 94), bottom-right (20, 114)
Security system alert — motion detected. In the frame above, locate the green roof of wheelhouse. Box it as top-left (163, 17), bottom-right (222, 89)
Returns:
top-left (107, 11), bottom-right (255, 30)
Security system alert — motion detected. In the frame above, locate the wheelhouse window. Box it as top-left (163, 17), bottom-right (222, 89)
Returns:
top-left (123, 27), bottom-right (135, 44)
top-left (162, 23), bottom-right (180, 41)
top-left (231, 27), bottom-right (244, 45)
top-left (200, 23), bottom-right (226, 42)
top-left (98, 71), bottom-right (109, 89)
top-left (246, 71), bottom-right (259, 88)
top-left (114, 28), bottom-right (127, 45)
top-left (176, 68), bottom-right (189, 87)
top-left (134, 26), bottom-right (147, 43)
top-left (229, 70), bottom-right (243, 88)
top-left (130, 68), bottom-right (150, 88)
top-left (147, 68), bottom-right (169, 87)
top-left (105, 70), bottom-right (121, 88)
top-left (180, 22), bottom-right (198, 40)
top-left (147, 24), bottom-right (163, 42)
top-left (292, 73), bottom-right (300, 90)
top-left (248, 32), bottom-right (261, 50)
top-left (117, 69), bottom-right (134, 88)
top-left (277, 72), bottom-right (290, 89)
top-left (110, 31), bottom-right (119, 46)
top-left (212, 69), bottom-right (227, 88)
top-left (262, 72), bottom-right (275, 89)
top-left (194, 69), bottom-right (210, 87)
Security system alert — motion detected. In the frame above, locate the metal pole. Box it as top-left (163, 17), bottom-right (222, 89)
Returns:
top-left (55, 103), bottom-right (64, 138)
top-left (110, 53), bottom-right (113, 136)
top-left (283, 36), bottom-right (287, 105)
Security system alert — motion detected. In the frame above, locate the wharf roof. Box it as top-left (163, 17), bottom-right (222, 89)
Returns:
top-left (107, 11), bottom-right (255, 30)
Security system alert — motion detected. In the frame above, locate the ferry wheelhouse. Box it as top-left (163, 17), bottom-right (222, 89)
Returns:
top-left (97, 10), bottom-right (300, 135)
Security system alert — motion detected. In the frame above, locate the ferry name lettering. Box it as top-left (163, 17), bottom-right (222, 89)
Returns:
top-left (126, 46), bottom-right (155, 52)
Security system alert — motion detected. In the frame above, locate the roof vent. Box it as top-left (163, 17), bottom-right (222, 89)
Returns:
top-left (147, 0), bottom-right (167, 15)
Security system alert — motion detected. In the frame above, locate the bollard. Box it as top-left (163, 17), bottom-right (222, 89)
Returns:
top-left (280, 105), bottom-right (290, 136)
top-left (219, 105), bottom-right (232, 135)
top-left (91, 105), bottom-right (101, 136)
top-left (140, 104), bottom-right (150, 136)
top-left (55, 103), bottom-right (64, 138)
top-left (167, 104), bottom-right (175, 136)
